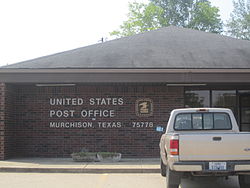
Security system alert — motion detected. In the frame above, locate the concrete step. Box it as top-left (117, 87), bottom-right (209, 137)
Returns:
top-left (0, 158), bottom-right (160, 174)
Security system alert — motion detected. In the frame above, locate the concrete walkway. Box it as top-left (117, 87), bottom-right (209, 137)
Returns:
top-left (0, 158), bottom-right (160, 173)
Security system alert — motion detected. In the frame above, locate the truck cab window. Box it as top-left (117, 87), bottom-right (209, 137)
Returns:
top-left (174, 113), bottom-right (232, 130)
top-left (175, 114), bottom-right (192, 130)
top-left (214, 113), bottom-right (231, 129)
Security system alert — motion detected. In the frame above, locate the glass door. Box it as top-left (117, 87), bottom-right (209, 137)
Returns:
top-left (239, 94), bottom-right (250, 131)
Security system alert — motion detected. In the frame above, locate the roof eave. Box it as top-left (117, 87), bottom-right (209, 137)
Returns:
top-left (1, 68), bottom-right (250, 84)
top-left (1, 68), bottom-right (250, 74)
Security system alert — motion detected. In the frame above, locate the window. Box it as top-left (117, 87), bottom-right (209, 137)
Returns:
top-left (214, 113), bottom-right (231, 129)
top-left (240, 95), bottom-right (250, 124)
top-left (203, 113), bottom-right (213, 129)
top-left (185, 90), bottom-right (210, 108)
top-left (174, 114), bottom-right (192, 130)
top-left (212, 90), bottom-right (236, 114)
top-left (174, 113), bottom-right (232, 130)
top-left (184, 89), bottom-right (238, 120)
top-left (192, 114), bottom-right (202, 129)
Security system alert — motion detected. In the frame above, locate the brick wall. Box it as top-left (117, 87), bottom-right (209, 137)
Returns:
top-left (0, 83), bottom-right (5, 159)
top-left (0, 83), bottom-right (16, 160)
top-left (5, 84), bottom-right (184, 158)
top-left (4, 84), bottom-right (16, 159)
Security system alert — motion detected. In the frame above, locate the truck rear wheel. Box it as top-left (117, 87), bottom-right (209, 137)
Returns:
top-left (166, 166), bottom-right (181, 188)
top-left (161, 160), bottom-right (166, 177)
top-left (239, 175), bottom-right (250, 188)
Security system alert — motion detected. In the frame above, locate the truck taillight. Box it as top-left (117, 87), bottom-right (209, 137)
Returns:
top-left (170, 139), bottom-right (179, 155)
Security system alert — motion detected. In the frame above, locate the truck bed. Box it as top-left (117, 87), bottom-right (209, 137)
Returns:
top-left (179, 132), bottom-right (250, 161)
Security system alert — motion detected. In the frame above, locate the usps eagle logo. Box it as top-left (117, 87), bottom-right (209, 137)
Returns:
top-left (135, 98), bottom-right (153, 117)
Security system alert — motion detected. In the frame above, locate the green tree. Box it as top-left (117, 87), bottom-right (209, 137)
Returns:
top-left (150, 0), bottom-right (202, 26)
top-left (188, 2), bottom-right (223, 33)
top-left (151, 0), bottom-right (222, 32)
top-left (111, 1), bottom-right (223, 38)
top-left (110, 2), bottom-right (167, 37)
top-left (227, 0), bottom-right (250, 40)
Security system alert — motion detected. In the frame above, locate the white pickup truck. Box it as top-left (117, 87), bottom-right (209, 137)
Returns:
top-left (159, 108), bottom-right (250, 188)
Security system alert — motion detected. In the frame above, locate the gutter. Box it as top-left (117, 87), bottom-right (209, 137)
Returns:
top-left (1, 68), bottom-right (250, 74)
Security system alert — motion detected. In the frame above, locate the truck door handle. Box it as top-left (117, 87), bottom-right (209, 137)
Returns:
top-left (213, 137), bottom-right (222, 141)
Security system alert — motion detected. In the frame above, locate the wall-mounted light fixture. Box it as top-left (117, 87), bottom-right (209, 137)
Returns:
top-left (35, 84), bottom-right (76, 87)
top-left (166, 83), bottom-right (207, 87)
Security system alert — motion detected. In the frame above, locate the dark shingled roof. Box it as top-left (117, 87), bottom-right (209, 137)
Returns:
top-left (2, 26), bottom-right (250, 69)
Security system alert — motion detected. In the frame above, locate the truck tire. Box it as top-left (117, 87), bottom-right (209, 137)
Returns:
top-left (161, 160), bottom-right (166, 177)
top-left (239, 175), bottom-right (250, 188)
top-left (166, 166), bottom-right (181, 188)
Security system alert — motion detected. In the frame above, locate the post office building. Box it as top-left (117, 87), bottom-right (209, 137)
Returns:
top-left (0, 26), bottom-right (250, 160)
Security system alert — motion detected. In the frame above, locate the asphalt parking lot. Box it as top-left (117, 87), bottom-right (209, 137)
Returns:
top-left (0, 173), bottom-right (239, 188)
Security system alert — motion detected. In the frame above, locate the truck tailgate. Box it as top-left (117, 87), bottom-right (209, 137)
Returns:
top-left (179, 133), bottom-right (250, 161)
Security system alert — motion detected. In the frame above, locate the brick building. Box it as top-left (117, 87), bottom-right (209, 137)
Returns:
top-left (0, 26), bottom-right (250, 160)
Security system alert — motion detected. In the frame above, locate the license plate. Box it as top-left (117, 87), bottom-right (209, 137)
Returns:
top-left (209, 162), bottom-right (227, 171)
